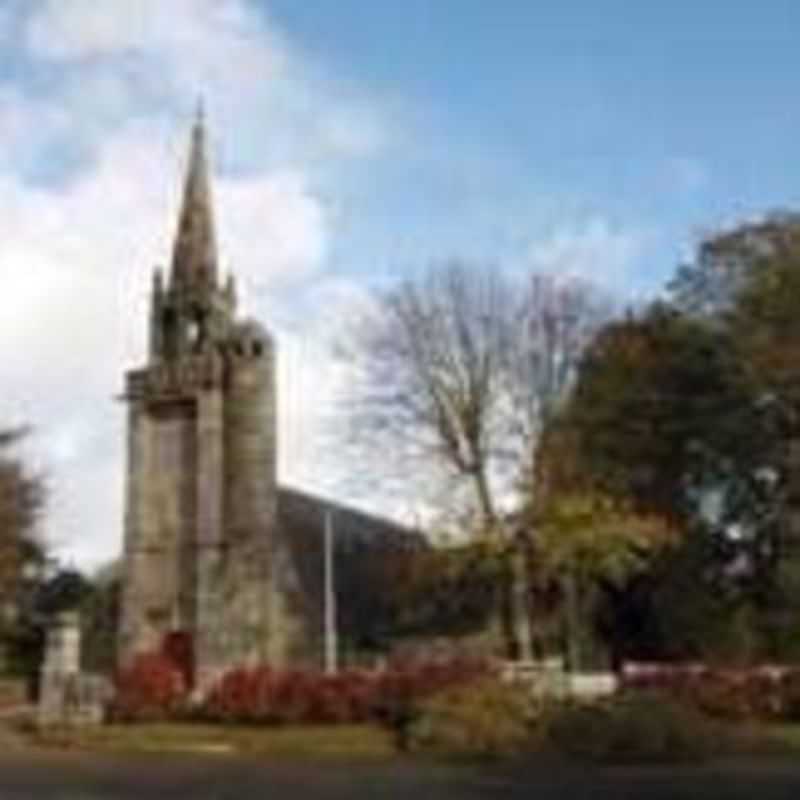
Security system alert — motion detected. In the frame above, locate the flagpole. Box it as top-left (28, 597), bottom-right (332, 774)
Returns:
top-left (324, 509), bottom-right (338, 674)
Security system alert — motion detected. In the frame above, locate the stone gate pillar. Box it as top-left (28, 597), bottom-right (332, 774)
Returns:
top-left (38, 611), bottom-right (82, 726)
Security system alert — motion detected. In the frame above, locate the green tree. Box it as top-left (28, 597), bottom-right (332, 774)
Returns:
top-left (669, 212), bottom-right (800, 318)
top-left (558, 304), bottom-right (758, 525)
top-left (534, 303), bottom-right (766, 664)
top-left (531, 491), bottom-right (672, 670)
top-left (0, 428), bottom-right (44, 607)
top-left (670, 213), bottom-right (800, 657)
top-left (80, 562), bottom-right (121, 674)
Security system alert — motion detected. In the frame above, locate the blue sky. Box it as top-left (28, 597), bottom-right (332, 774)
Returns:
top-left (5, 1), bottom-right (800, 292)
top-left (263, 0), bottom-right (800, 289)
top-left (0, 0), bottom-right (798, 564)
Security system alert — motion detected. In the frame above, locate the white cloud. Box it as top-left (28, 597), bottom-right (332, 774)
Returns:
top-left (528, 217), bottom-right (646, 293)
top-left (24, 0), bottom-right (387, 169)
top-left (0, 1), bottom-right (655, 567)
top-left (0, 1), bottom-right (390, 567)
top-left (27, 0), bottom-right (269, 62)
top-left (219, 170), bottom-right (327, 294)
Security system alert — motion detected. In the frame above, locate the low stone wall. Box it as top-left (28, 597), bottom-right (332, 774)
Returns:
top-left (568, 672), bottom-right (618, 699)
top-left (501, 659), bottom-right (618, 700)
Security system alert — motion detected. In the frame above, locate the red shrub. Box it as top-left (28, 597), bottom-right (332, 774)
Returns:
top-left (781, 669), bottom-right (800, 721)
top-left (333, 670), bottom-right (379, 722)
top-left (204, 666), bottom-right (274, 723)
top-left (621, 663), bottom-right (794, 722)
top-left (201, 657), bottom-right (494, 727)
top-left (270, 670), bottom-right (318, 723)
top-left (111, 652), bottom-right (187, 722)
top-left (161, 632), bottom-right (194, 690)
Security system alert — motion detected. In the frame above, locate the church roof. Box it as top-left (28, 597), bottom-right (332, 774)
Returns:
top-left (170, 105), bottom-right (218, 294)
top-left (277, 487), bottom-right (427, 651)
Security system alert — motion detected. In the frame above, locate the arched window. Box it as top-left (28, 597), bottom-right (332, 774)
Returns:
top-left (187, 309), bottom-right (206, 352)
top-left (162, 308), bottom-right (178, 359)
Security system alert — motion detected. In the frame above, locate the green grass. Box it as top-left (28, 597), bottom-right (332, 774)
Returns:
top-left (756, 724), bottom-right (800, 754)
top-left (25, 713), bottom-right (800, 764)
top-left (707, 721), bottom-right (800, 758)
top-left (31, 722), bottom-right (397, 759)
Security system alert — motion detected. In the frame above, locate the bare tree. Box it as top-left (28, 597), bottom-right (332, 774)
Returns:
top-left (506, 273), bottom-right (614, 502)
top-left (346, 264), bottom-right (509, 527)
top-left (338, 262), bottom-right (610, 657)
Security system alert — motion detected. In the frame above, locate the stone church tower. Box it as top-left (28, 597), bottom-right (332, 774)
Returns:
top-left (118, 112), bottom-right (307, 686)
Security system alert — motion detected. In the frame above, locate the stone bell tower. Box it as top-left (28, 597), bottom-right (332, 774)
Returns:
top-left (118, 110), bottom-right (295, 686)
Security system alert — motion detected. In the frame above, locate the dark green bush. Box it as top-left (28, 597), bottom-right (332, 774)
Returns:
top-left (546, 691), bottom-right (720, 763)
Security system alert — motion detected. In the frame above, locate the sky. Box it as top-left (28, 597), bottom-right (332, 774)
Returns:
top-left (0, 0), bottom-right (799, 567)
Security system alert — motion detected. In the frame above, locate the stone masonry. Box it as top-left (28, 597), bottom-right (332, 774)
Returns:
top-left (118, 111), bottom-right (309, 688)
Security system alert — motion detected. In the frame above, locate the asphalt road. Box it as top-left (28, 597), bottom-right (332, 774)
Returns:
top-left (0, 752), bottom-right (799, 799)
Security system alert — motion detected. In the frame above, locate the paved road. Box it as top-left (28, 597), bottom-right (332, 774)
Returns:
top-left (0, 752), bottom-right (799, 799)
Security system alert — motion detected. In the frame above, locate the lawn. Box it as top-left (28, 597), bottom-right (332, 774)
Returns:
top-left (750, 723), bottom-right (800, 754)
top-left (19, 714), bottom-right (800, 765)
top-left (30, 722), bottom-right (397, 759)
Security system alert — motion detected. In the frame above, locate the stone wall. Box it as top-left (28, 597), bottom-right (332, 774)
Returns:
top-left (118, 397), bottom-right (199, 663)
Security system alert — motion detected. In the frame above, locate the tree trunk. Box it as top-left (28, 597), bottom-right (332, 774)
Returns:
top-left (470, 465), bottom-right (522, 660)
top-left (510, 541), bottom-right (533, 661)
top-left (563, 571), bottom-right (581, 673)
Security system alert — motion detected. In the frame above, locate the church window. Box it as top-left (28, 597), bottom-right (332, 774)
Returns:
top-left (163, 308), bottom-right (178, 359)
top-left (187, 320), bottom-right (201, 346)
top-left (187, 310), bottom-right (207, 351)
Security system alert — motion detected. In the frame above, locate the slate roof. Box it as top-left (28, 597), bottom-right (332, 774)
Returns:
top-left (276, 487), bottom-right (427, 653)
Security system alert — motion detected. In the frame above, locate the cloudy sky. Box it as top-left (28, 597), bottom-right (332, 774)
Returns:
top-left (1, 0), bottom-right (799, 567)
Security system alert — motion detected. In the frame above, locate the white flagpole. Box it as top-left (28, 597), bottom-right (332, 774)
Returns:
top-left (324, 509), bottom-right (338, 674)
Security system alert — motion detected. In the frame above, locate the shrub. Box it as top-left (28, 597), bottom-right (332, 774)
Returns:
top-left (203, 666), bottom-right (274, 723)
top-left (621, 664), bottom-right (798, 722)
top-left (202, 667), bottom-right (384, 725)
top-left (371, 656), bottom-right (494, 743)
top-left (780, 670), bottom-right (800, 721)
top-left (546, 691), bottom-right (718, 764)
top-left (315, 670), bottom-right (377, 723)
top-left (200, 657), bottom-right (494, 731)
top-left (110, 652), bottom-right (187, 723)
top-left (406, 678), bottom-right (534, 759)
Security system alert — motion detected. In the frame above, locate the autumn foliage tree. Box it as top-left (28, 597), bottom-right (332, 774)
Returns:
top-left (0, 428), bottom-right (44, 608)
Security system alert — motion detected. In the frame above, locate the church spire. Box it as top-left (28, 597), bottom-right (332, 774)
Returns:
top-left (170, 103), bottom-right (218, 294)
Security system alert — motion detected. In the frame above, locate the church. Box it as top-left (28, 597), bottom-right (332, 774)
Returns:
top-left (117, 113), bottom-right (420, 688)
